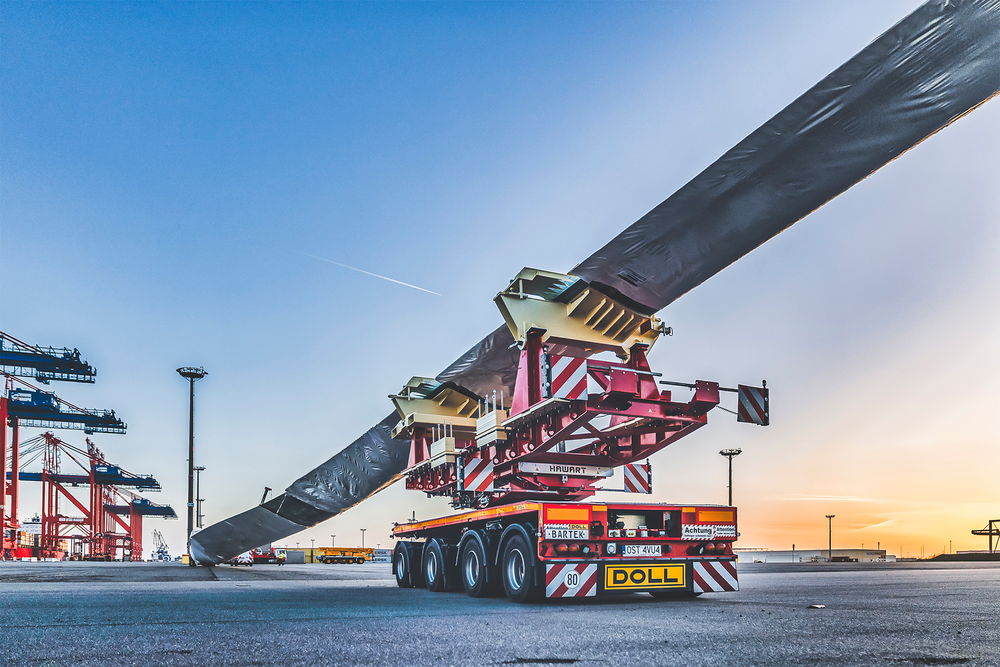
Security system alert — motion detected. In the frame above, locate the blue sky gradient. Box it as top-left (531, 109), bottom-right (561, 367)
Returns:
top-left (3, 1), bottom-right (997, 556)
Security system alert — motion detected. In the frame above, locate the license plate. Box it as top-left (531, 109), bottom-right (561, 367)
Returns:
top-left (622, 544), bottom-right (662, 558)
top-left (604, 564), bottom-right (686, 590)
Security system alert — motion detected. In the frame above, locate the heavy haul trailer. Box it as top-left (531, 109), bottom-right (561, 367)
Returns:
top-left (388, 268), bottom-right (767, 602)
top-left (392, 501), bottom-right (738, 601)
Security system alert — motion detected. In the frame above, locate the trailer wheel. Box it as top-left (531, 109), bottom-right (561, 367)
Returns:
top-left (459, 533), bottom-right (494, 597)
top-left (500, 533), bottom-right (541, 602)
top-left (423, 539), bottom-right (460, 592)
top-left (392, 542), bottom-right (417, 588)
top-left (423, 539), bottom-right (446, 592)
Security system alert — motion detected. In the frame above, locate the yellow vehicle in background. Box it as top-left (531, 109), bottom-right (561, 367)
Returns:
top-left (315, 547), bottom-right (374, 564)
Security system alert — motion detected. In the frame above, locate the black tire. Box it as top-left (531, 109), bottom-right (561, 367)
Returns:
top-left (649, 590), bottom-right (701, 600)
top-left (393, 542), bottom-right (425, 588)
top-left (500, 532), bottom-right (541, 602)
top-left (423, 539), bottom-right (459, 592)
top-left (393, 545), bottom-right (413, 587)
top-left (423, 539), bottom-right (448, 592)
top-left (459, 532), bottom-right (495, 597)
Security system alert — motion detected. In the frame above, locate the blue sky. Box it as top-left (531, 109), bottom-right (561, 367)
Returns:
top-left (3, 1), bottom-right (997, 556)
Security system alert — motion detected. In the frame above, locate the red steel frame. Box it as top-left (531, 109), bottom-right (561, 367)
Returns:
top-left (4, 429), bottom-right (144, 560)
top-left (405, 330), bottom-right (720, 506)
top-left (1, 394), bottom-right (21, 556)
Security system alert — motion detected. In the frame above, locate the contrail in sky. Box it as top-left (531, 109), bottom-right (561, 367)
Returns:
top-left (305, 253), bottom-right (441, 296)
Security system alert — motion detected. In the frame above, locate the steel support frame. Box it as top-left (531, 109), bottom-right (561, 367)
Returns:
top-left (403, 330), bottom-right (719, 506)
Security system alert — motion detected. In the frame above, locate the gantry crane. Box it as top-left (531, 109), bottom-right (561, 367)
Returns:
top-left (151, 529), bottom-right (170, 561)
top-left (6, 432), bottom-right (174, 560)
top-left (0, 331), bottom-right (96, 384)
top-left (971, 520), bottom-right (1000, 555)
top-left (1, 331), bottom-right (103, 553)
top-left (2, 374), bottom-right (126, 555)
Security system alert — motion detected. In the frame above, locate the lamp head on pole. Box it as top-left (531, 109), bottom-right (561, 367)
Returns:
top-left (177, 367), bottom-right (207, 381)
top-left (719, 448), bottom-right (742, 458)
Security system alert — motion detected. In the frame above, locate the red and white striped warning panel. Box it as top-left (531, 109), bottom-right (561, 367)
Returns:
top-left (548, 355), bottom-right (588, 400)
top-left (545, 563), bottom-right (598, 598)
top-left (462, 456), bottom-right (494, 493)
top-left (737, 384), bottom-right (769, 426)
top-left (623, 462), bottom-right (651, 494)
top-left (692, 560), bottom-right (739, 593)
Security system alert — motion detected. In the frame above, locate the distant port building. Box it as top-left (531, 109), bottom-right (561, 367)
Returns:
top-left (735, 548), bottom-right (893, 563)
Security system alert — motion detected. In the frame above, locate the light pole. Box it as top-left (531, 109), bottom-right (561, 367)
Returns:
top-left (360, 528), bottom-right (366, 549)
top-left (194, 466), bottom-right (205, 529)
top-left (719, 449), bottom-right (742, 506)
top-left (331, 534), bottom-right (335, 547)
top-left (310, 538), bottom-right (315, 563)
top-left (177, 366), bottom-right (207, 565)
top-left (825, 514), bottom-right (836, 562)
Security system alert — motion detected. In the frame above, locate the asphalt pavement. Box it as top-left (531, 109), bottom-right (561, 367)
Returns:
top-left (1, 560), bottom-right (997, 665)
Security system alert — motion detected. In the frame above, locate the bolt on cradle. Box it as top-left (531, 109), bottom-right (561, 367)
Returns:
top-left (390, 268), bottom-right (768, 602)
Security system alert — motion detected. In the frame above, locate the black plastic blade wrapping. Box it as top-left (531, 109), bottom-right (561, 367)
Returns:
top-left (191, 0), bottom-right (1000, 564)
top-left (574, 0), bottom-right (1000, 314)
